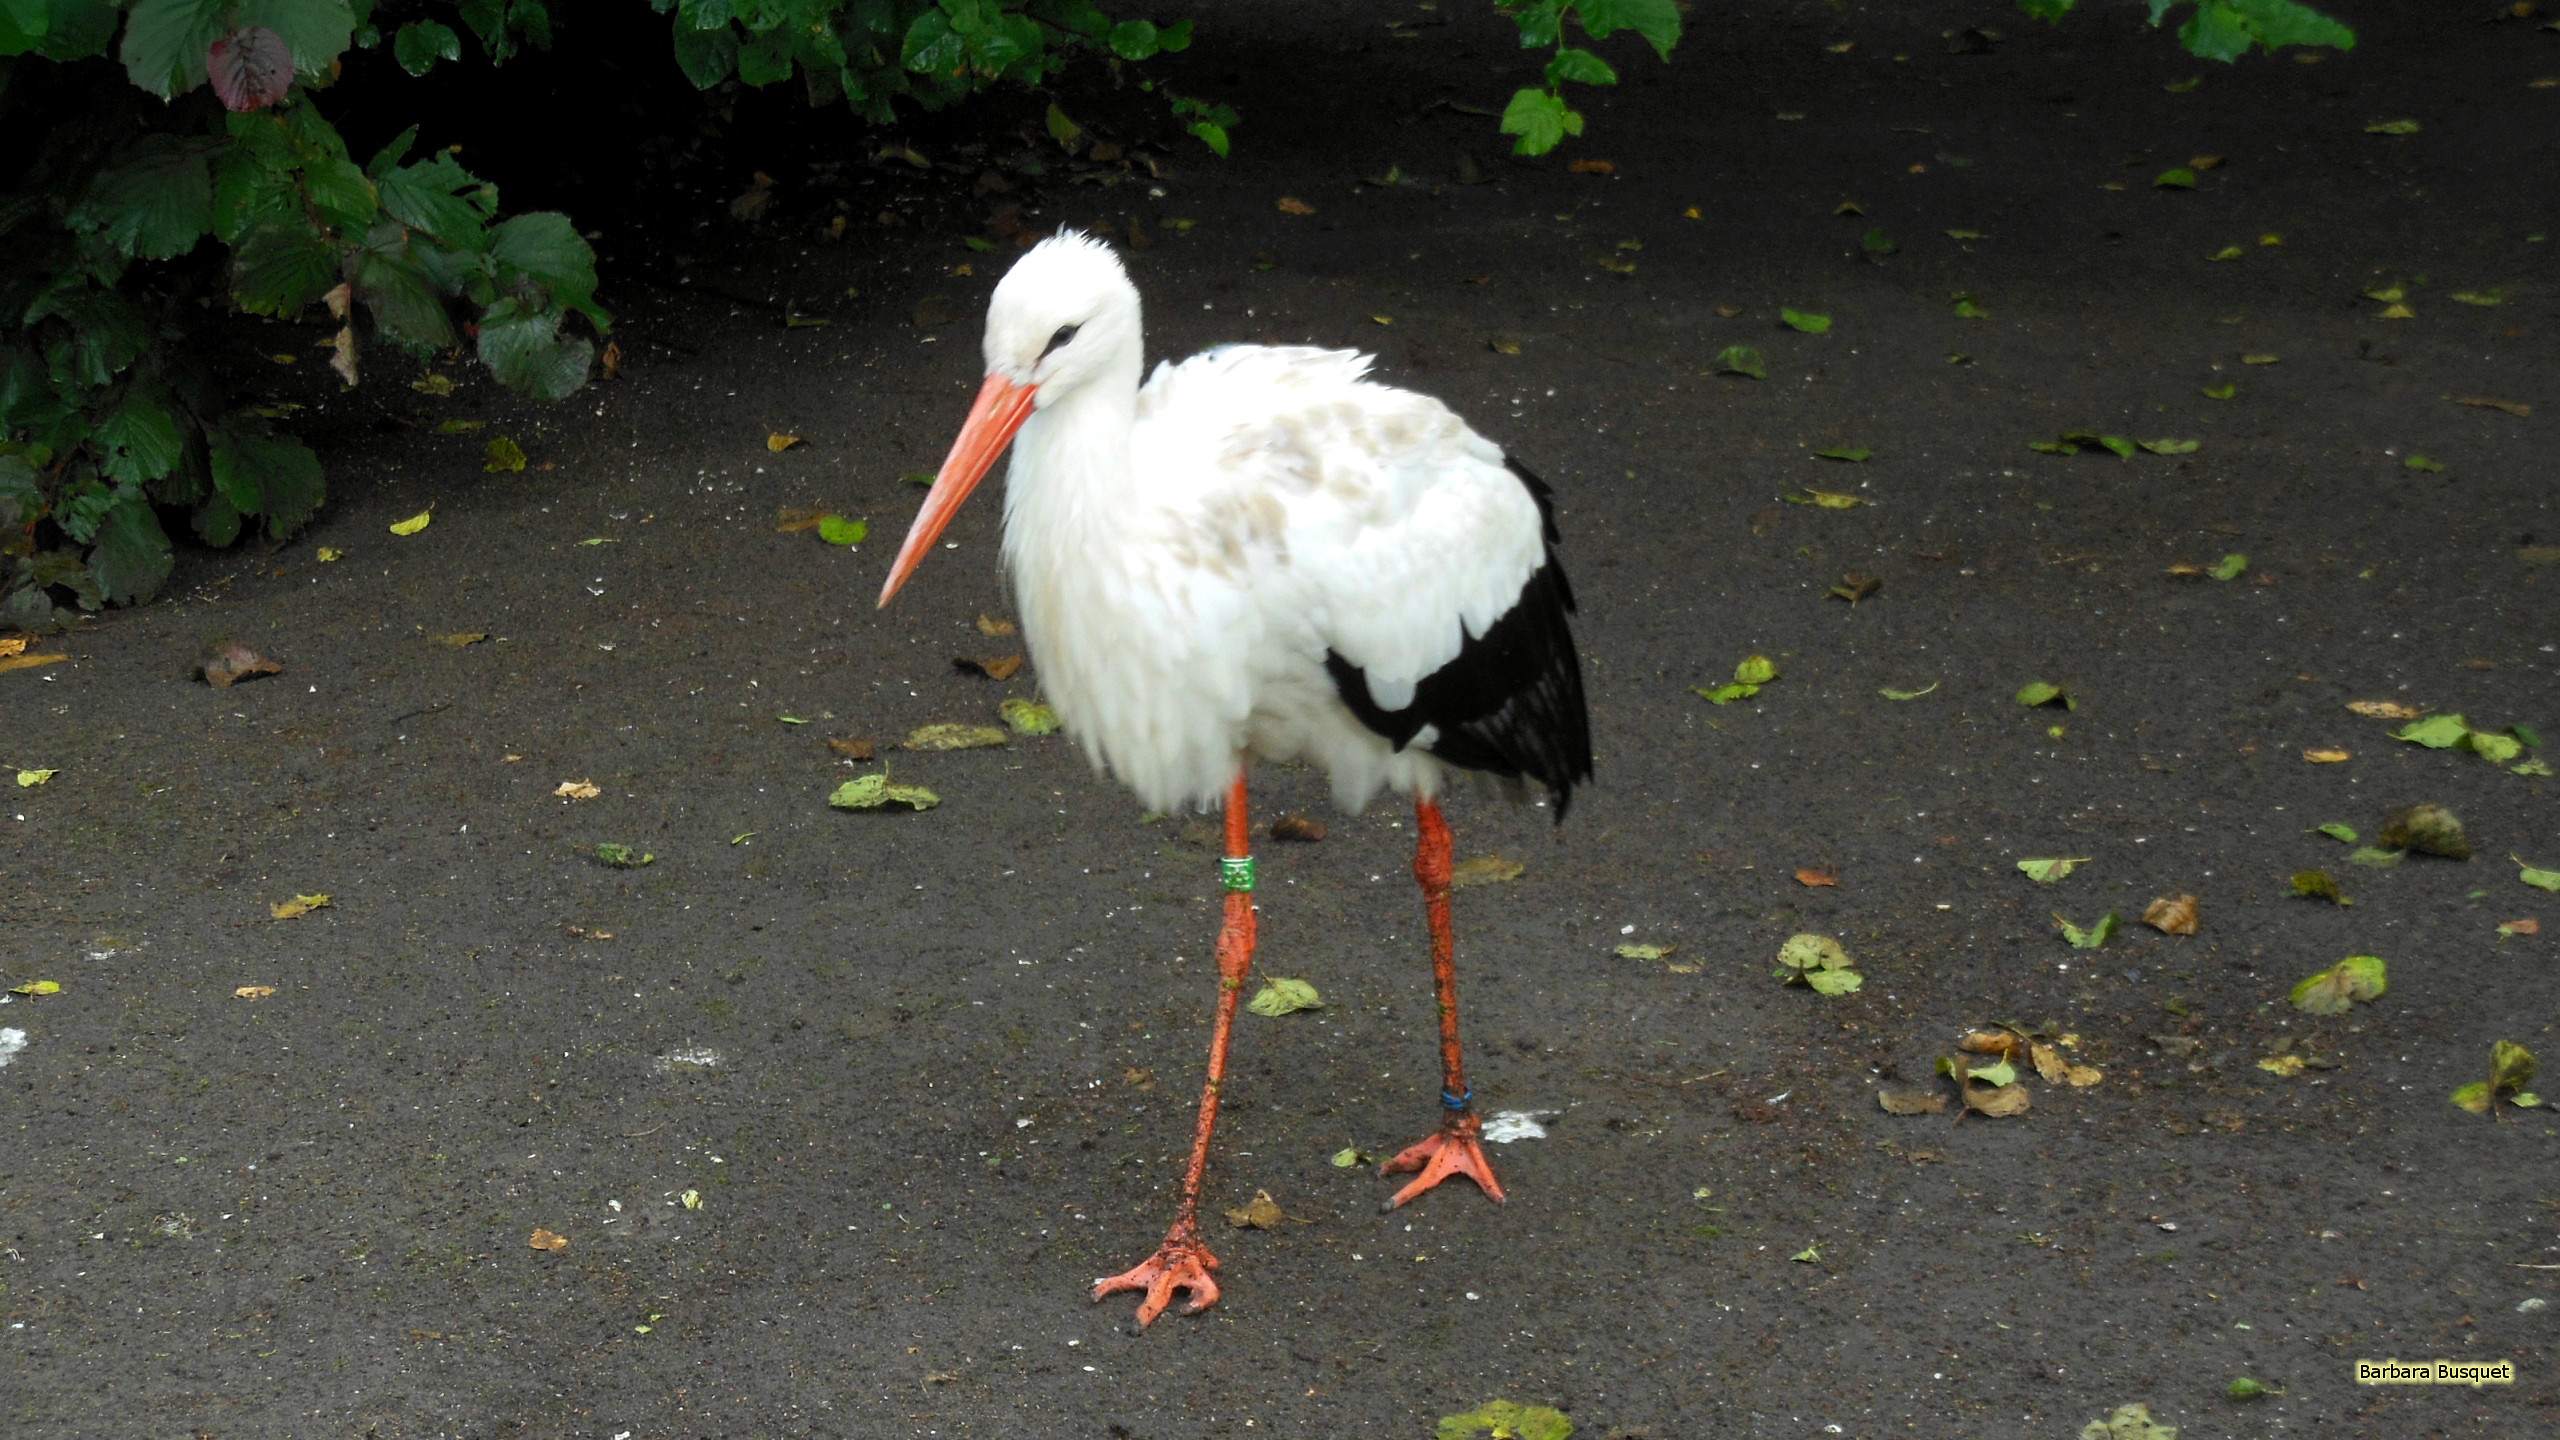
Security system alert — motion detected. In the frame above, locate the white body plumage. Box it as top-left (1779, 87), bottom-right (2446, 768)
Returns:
top-left (882, 233), bottom-right (1584, 818)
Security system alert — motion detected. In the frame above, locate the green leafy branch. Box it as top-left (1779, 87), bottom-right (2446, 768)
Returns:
top-left (1499, 0), bottom-right (1682, 156)
top-left (2018, 0), bottom-right (2355, 63)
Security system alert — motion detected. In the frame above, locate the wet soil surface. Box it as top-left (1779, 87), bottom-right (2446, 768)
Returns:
top-left (5, 3), bottom-right (2557, 1437)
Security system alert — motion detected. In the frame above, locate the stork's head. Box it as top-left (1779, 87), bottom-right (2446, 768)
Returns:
top-left (879, 232), bottom-right (1140, 607)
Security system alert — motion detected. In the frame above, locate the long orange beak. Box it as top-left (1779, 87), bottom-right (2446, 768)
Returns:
top-left (878, 372), bottom-right (1038, 607)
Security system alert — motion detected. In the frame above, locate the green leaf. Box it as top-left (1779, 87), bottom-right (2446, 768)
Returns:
top-left (476, 299), bottom-right (593, 401)
top-left (2392, 713), bottom-right (2470, 749)
top-left (1499, 87), bottom-right (1582, 156)
top-left (2454, 1039), bottom-right (2538, 1113)
top-left (2517, 857), bottom-right (2560, 893)
top-left (1105, 17), bottom-right (1157, 59)
top-left (904, 722), bottom-right (1008, 751)
top-left (827, 773), bottom-right (939, 810)
top-left (1613, 943), bottom-right (1671, 961)
top-left (484, 435), bottom-right (527, 472)
top-left (1437, 1399), bottom-right (1574, 1440)
top-left (234, 0), bottom-right (356, 75)
top-left (1813, 445), bottom-right (1871, 462)
top-left (1878, 681), bottom-right (1938, 701)
top-left (2290, 869), bottom-right (2350, 905)
top-left (2207, 552), bottom-right (2247, 581)
top-left (2138, 437), bottom-right (2199, 455)
top-left (2378, 802), bottom-right (2470, 858)
top-left (2289, 954), bottom-right (2385, 1014)
top-left (2465, 730), bottom-right (2522, 765)
top-left (2202, 382), bottom-right (2235, 399)
top-left (2403, 454), bottom-right (2443, 472)
top-left (2057, 911), bottom-right (2119, 949)
top-left (1733, 654), bottom-right (1779, 686)
top-left (94, 398), bottom-right (183, 485)
top-left (2316, 821), bottom-right (2357, 843)
top-left (999, 697), bottom-right (1061, 735)
top-left (379, 151), bottom-right (494, 244)
top-left (87, 490), bottom-right (174, 605)
top-left (2016, 857), bottom-right (2088, 884)
top-left (2450, 1080), bottom-right (2493, 1115)
top-left (209, 426), bottom-right (325, 536)
top-left (71, 136), bottom-right (213, 260)
top-left (1694, 681), bottom-right (1757, 705)
top-left (302, 153), bottom-right (379, 231)
top-left (2154, 167), bottom-right (2197, 189)
top-left (672, 19), bottom-right (739, 86)
top-left (1780, 307), bottom-right (1831, 334)
top-left (2015, 681), bottom-right (2074, 709)
top-left (591, 842), bottom-right (654, 868)
top-left (1246, 977), bottom-right (1322, 1017)
top-left (1775, 933), bottom-right (1855, 983)
top-left (1329, 1145), bottom-right (1373, 1168)
top-left (1574, 0), bottom-right (1681, 60)
top-left (2228, 1377), bottom-right (2269, 1402)
top-left (1953, 294), bottom-right (1992, 318)
top-left (120, 0), bottom-right (229, 98)
top-left (1861, 227), bottom-right (1897, 256)
top-left (489, 212), bottom-right (603, 323)
top-left (1711, 344), bottom-right (1765, 379)
top-left (1804, 966), bottom-right (1863, 995)
top-left (2346, 845), bottom-right (2402, 868)
top-left (234, 222), bottom-right (340, 315)
top-left (737, 25), bottom-right (791, 84)
top-left (2363, 118), bottom-right (2418, 136)
top-left (817, 513), bottom-right (866, 545)
top-left (394, 19), bottom-right (460, 73)
top-left (354, 247), bottom-right (457, 351)
top-left (1544, 46), bottom-right (1616, 87)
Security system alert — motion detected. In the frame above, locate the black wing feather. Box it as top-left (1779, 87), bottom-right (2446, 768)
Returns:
top-left (1326, 458), bottom-right (1593, 819)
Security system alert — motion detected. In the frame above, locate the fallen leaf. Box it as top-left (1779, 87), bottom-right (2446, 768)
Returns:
top-left (1568, 158), bottom-right (1615, 174)
top-left (590, 843), bottom-right (653, 868)
top-left (197, 643), bottom-right (282, 687)
top-left (999, 698), bottom-right (1061, 735)
top-left (1223, 1189), bottom-right (1293, 1229)
top-left (269, 893), bottom-right (332, 919)
top-left (2456, 395), bottom-right (2531, 418)
top-left (1246, 977), bottom-right (1322, 1016)
top-left (1774, 933), bottom-right (1861, 994)
top-left (1436, 1400), bottom-right (1574, 1440)
top-left (233, 985), bottom-right (276, 999)
top-left (431, 632), bottom-right (489, 647)
top-left (9, 979), bottom-right (61, 996)
top-left (2030, 1042), bottom-right (2103, 1088)
top-left (2516, 856), bottom-right (2560, 892)
top-left (1780, 307), bottom-right (1831, 334)
top-left (1613, 942), bottom-right (1672, 961)
top-left (2392, 713), bottom-right (2471, 749)
top-left (2241, 353), bottom-right (2280, 365)
top-left (1329, 1146), bottom-right (1374, 1168)
top-left (975, 614), bottom-right (1016, 636)
top-left (2056, 911), bottom-right (2119, 949)
top-left (1785, 488), bottom-right (1863, 508)
top-left (1958, 1029), bottom-right (2022, 1059)
top-left (2142, 894), bottom-right (2199, 935)
top-left (952, 654), bottom-right (1024, 680)
top-left (826, 736), bottom-right (876, 761)
top-left (1812, 445), bottom-right (1872, 462)
top-left (816, 515), bottom-right (867, 546)
top-left (1489, 336), bottom-right (1522, 356)
top-left (2080, 1402), bottom-right (2176, 1440)
top-left (1450, 856), bottom-right (1525, 887)
top-left (600, 341), bottom-right (621, 380)
top-left (2450, 1039), bottom-right (2540, 1114)
top-left (1829, 571), bottom-right (1881, 604)
top-left (1877, 1086), bottom-right (1949, 1115)
top-left (2379, 802), bottom-right (2469, 859)
top-left (389, 510), bottom-right (432, 536)
top-left (2317, 822), bottom-right (2359, 843)
top-left (2348, 845), bottom-right (2403, 868)
top-left (1795, 866), bottom-right (1838, 888)
top-left (1878, 681), bottom-right (1939, 701)
top-left (2258, 1053), bottom-right (2307, 1077)
top-left (2015, 681), bottom-right (2075, 710)
top-left (2292, 869), bottom-right (2351, 905)
top-left (411, 373), bottom-right (455, 395)
top-left (1269, 813), bottom-right (1326, 843)
top-left (2364, 118), bottom-right (2421, 135)
top-left (554, 779), bottom-right (601, 800)
top-left (2497, 918), bottom-right (2538, 937)
top-left (2017, 857), bottom-right (2089, 884)
top-left (2154, 167), bottom-right (2197, 188)
top-left (2347, 699), bottom-right (2421, 720)
top-left (1275, 196), bottom-right (1316, 215)
top-left (903, 723), bottom-right (1008, 750)
top-left (827, 774), bottom-right (940, 811)
top-left (2302, 746), bottom-right (2352, 764)
top-left (766, 431), bottom-right (802, 453)
top-left (528, 1228), bottom-right (569, 1252)
top-left (2137, 438), bottom-right (2200, 455)
top-left (484, 436), bottom-right (527, 473)
top-left (2291, 955), bottom-right (2387, 1015)
top-left (15, 768), bottom-right (56, 787)
top-left (1711, 344), bottom-right (1766, 379)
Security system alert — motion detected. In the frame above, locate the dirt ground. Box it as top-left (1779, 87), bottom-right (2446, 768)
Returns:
top-left (4, 2), bottom-right (2556, 1436)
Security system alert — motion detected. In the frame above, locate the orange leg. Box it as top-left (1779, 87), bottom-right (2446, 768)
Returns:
top-left (1380, 797), bottom-right (1506, 1209)
top-left (1092, 773), bottom-right (1258, 1324)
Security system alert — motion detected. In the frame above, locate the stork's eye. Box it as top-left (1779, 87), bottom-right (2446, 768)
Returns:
top-left (1042, 324), bottom-right (1080, 357)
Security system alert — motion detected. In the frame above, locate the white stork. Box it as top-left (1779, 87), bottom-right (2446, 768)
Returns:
top-left (878, 232), bottom-right (1591, 1326)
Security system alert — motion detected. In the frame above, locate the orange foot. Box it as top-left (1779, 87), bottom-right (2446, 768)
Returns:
top-left (1380, 1112), bottom-right (1508, 1210)
top-left (1092, 1225), bottom-right (1222, 1326)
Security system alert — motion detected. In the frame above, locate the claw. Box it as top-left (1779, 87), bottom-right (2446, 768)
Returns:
top-left (1380, 1114), bottom-right (1507, 1209)
top-left (1092, 1229), bottom-right (1222, 1325)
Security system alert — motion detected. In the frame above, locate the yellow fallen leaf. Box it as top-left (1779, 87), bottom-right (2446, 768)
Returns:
top-left (2142, 894), bottom-right (2200, 935)
top-left (11, 979), bottom-right (61, 996)
top-left (2257, 1053), bottom-right (2307, 1077)
top-left (767, 431), bottom-right (802, 452)
top-left (17, 768), bottom-right (56, 786)
top-left (528, 1228), bottom-right (569, 1252)
top-left (390, 510), bottom-right (432, 536)
top-left (316, 547), bottom-right (343, 562)
top-left (2378, 302), bottom-right (2415, 319)
top-left (270, 893), bottom-right (332, 919)
top-left (234, 985), bottom-right (277, 999)
top-left (554, 779), bottom-right (601, 800)
top-left (2030, 1042), bottom-right (2103, 1088)
top-left (1450, 856), bottom-right (1524, 887)
top-left (2346, 700), bottom-right (2422, 720)
top-left (0, 651), bottom-right (67, 673)
top-left (2303, 748), bottom-right (2350, 764)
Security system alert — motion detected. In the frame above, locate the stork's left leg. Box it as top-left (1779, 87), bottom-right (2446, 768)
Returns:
top-left (1380, 798), bottom-right (1506, 1209)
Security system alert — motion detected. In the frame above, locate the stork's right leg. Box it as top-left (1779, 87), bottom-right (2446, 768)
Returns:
top-left (1092, 773), bottom-right (1257, 1325)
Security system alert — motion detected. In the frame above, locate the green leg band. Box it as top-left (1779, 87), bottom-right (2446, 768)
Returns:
top-left (1220, 856), bottom-right (1255, 893)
